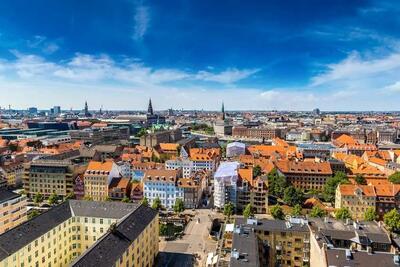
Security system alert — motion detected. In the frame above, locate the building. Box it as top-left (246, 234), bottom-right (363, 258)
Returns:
top-left (24, 153), bottom-right (88, 199)
top-left (190, 147), bottom-right (220, 173)
top-left (275, 160), bottom-right (333, 190)
top-left (140, 129), bottom-right (182, 147)
top-left (226, 142), bottom-right (246, 158)
top-left (309, 217), bottom-right (395, 267)
top-left (83, 161), bottom-right (121, 201)
top-left (142, 169), bottom-right (183, 209)
top-left (230, 217), bottom-right (310, 267)
top-left (0, 190), bottom-right (27, 234)
top-left (335, 184), bottom-right (377, 220)
top-left (145, 98), bottom-right (166, 126)
top-left (177, 177), bottom-right (203, 209)
top-left (232, 126), bottom-right (282, 140)
top-left (108, 177), bottom-right (131, 200)
top-left (237, 169), bottom-right (268, 214)
top-left (165, 147), bottom-right (194, 178)
top-left (214, 162), bottom-right (240, 209)
top-left (0, 201), bottom-right (158, 267)
top-left (0, 160), bottom-right (24, 187)
top-left (213, 103), bottom-right (233, 136)
top-left (69, 126), bottom-right (130, 145)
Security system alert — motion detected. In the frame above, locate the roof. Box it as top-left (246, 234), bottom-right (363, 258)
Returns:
top-left (142, 169), bottom-right (179, 183)
top-left (334, 134), bottom-right (358, 146)
top-left (231, 228), bottom-right (260, 267)
top-left (235, 217), bottom-right (309, 233)
top-left (275, 160), bottom-right (332, 175)
top-left (0, 189), bottom-right (22, 204)
top-left (86, 161), bottom-right (114, 172)
top-left (326, 249), bottom-right (400, 267)
top-left (214, 162), bottom-right (240, 178)
top-left (108, 177), bottom-right (130, 190)
top-left (0, 200), bottom-right (141, 261)
top-left (338, 184), bottom-right (376, 197)
top-left (71, 205), bottom-right (157, 267)
top-left (159, 143), bottom-right (179, 151)
top-left (238, 168), bottom-right (253, 184)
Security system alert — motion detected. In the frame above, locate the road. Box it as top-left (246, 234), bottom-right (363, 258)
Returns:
top-left (158, 209), bottom-right (218, 267)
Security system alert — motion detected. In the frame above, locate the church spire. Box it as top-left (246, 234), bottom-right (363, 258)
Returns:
top-left (147, 98), bottom-right (154, 115)
top-left (222, 102), bottom-right (225, 120)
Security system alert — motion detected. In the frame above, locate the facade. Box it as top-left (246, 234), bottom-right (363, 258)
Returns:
top-left (177, 177), bottom-right (203, 209)
top-left (226, 142), bottom-right (246, 158)
top-left (0, 201), bottom-right (158, 267)
top-left (214, 162), bottom-right (239, 209)
top-left (275, 160), bottom-right (333, 190)
top-left (139, 129), bottom-right (182, 147)
top-left (232, 126), bottom-right (282, 140)
top-left (83, 161), bottom-right (121, 201)
top-left (230, 217), bottom-right (310, 267)
top-left (108, 177), bottom-right (131, 200)
top-left (335, 184), bottom-right (377, 220)
top-left (237, 169), bottom-right (268, 214)
top-left (0, 190), bottom-right (27, 234)
top-left (213, 103), bottom-right (233, 136)
top-left (142, 169), bottom-right (183, 209)
top-left (0, 161), bottom-right (24, 187)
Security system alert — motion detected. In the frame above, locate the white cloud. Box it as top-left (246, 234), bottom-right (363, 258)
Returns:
top-left (27, 35), bottom-right (60, 54)
top-left (383, 81), bottom-right (400, 92)
top-left (132, 5), bottom-right (150, 41)
top-left (195, 68), bottom-right (260, 84)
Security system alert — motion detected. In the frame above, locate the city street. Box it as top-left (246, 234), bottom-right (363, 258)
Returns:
top-left (158, 209), bottom-right (219, 266)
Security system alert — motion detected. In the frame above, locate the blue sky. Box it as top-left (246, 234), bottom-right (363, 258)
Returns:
top-left (0, 0), bottom-right (399, 111)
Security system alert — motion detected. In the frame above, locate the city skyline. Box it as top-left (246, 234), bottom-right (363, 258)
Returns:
top-left (1, 0), bottom-right (400, 110)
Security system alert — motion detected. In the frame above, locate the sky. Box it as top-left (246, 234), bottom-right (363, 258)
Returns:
top-left (0, 0), bottom-right (400, 111)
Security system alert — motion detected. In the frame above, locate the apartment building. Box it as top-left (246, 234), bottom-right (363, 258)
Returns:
top-left (83, 161), bottom-right (121, 201)
top-left (275, 160), bottom-right (333, 190)
top-left (0, 201), bottom-right (158, 267)
top-left (0, 190), bottom-right (27, 234)
top-left (189, 148), bottom-right (220, 173)
top-left (214, 162), bottom-right (240, 209)
top-left (237, 168), bottom-right (269, 214)
top-left (335, 184), bottom-right (377, 220)
top-left (232, 126), bottom-right (282, 140)
top-left (142, 169), bottom-right (183, 209)
top-left (230, 217), bottom-right (310, 267)
top-left (0, 161), bottom-right (24, 187)
top-left (309, 217), bottom-right (396, 267)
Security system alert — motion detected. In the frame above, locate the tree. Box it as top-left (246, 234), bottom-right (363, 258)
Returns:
top-left (83, 195), bottom-right (93, 201)
top-left (152, 197), bottom-right (162, 210)
top-left (389, 172), bottom-right (400, 184)
top-left (173, 198), bottom-right (185, 213)
top-left (283, 186), bottom-right (304, 206)
top-left (141, 197), bottom-right (149, 207)
top-left (65, 192), bottom-right (75, 200)
top-left (384, 209), bottom-right (400, 231)
top-left (223, 202), bottom-right (235, 218)
top-left (291, 204), bottom-right (302, 217)
top-left (270, 205), bottom-right (285, 220)
top-left (253, 165), bottom-right (262, 178)
top-left (364, 207), bottom-right (377, 221)
top-left (48, 192), bottom-right (58, 205)
top-left (335, 207), bottom-right (352, 220)
top-left (243, 204), bottom-right (254, 218)
top-left (267, 168), bottom-right (287, 198)
top-left (159, 224), bottom-right (168, 236)
top-left (323, 171), bottom-right (349, 203)
top-left (309, 206), bottom-right (327, 218)
top-left (136, 128), bottom-right (147, 137)
top-left (28, 209), bottom-right (40, 220)
top-left (33, 193), bottom-right (43, 204)
top-left (121, 196), bottom-right (130, 203)
top-left (105, 196), bottom-right (112, 201)
top-left (355, 174), bottom-right (367, 185)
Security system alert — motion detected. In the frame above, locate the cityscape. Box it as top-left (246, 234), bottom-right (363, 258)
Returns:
top-left (1, 1), bottom-right (400, 267)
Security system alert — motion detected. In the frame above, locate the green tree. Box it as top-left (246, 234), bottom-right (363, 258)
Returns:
top-left (389, 172), bottom-right (400, 184)
top-left (335, 207), bottom-right (352, 220)
top-left (355, 174), bottom-right (367, 185)
top-left (309, 206), bottom-right (327, 218)
top-left (152, 197), bottom-right (162, 210)
top-left (253, 165), bottom-right (262, 178)
top-left (159, 224), bottom-right (168, 236)
top-left (141, 197), bottom-right (149, 207)
top-left (223, 202), bottom-right (235, 218)
top-left (121, 196), bottom-right (130, 203)
top-left (291, 204), bottom-right (302, 217)
top-left (33, 193), bottom-right (44, 204)
top-left (173, 198), bottom-right (185, 213)
top-left (65, 192), bottom-right (75, 200)
top-left (83, 195), bottom-right (93, 201)
top-left (28, 209), bottom-right (40, 220)
top-left (323, 171), bottom-right (349, 203)
top-left (364, 207), bottom-right (377, 221)
top-left (270, 205), bottom-right (285, 220)
top-left (243, 203), bottom-right (254, 218)
top-left (105, 196), bottom-right (112, 201)
top-left (136, 128), bottom-right (147, 137)
top-left (48, 192), bottom-right (58, 205)
top-left (283, 186), bottom-right (304, 206)
top-left (384, 209), bottom-right (400, 231)
top-left (267, 168), bottom-right (287, 198)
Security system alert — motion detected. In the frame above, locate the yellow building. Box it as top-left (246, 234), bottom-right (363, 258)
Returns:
top-left (83, 161), bottom-right (121, 201)
top-left (335, 184), bottom-right (377, 220)
top-left (0, 190), bottom-right (27, 234)
top-left (0, 162), bottom-right (24, 187)
top-left (0, 200), bottom-right (158, 267)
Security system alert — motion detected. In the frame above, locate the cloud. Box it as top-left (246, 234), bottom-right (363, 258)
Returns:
top-left (26, 35), bottom-right (60, 54)
top-left (383, 81), bottom-right (400, 92)
top-left (195, 68), bottom-right (260, 84)
top-left (132, 4), bottom-right (150, 41)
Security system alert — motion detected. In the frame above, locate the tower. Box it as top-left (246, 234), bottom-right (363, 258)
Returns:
top-left (84, 101), bottom-right (89, 115)
top-left (221, 102), bottom-right (225, 120)
top-left (147, 98), bottom-right (154, 115)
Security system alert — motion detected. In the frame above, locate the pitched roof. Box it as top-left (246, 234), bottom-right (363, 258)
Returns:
top-left (159, 143), bottom-right (179, 151)
top-left (338, 184), bottom-right (376, 197)
top-left (275, 160), bottom-right (332, 175)
top-left (86, 161), bottom-right (114, 172)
